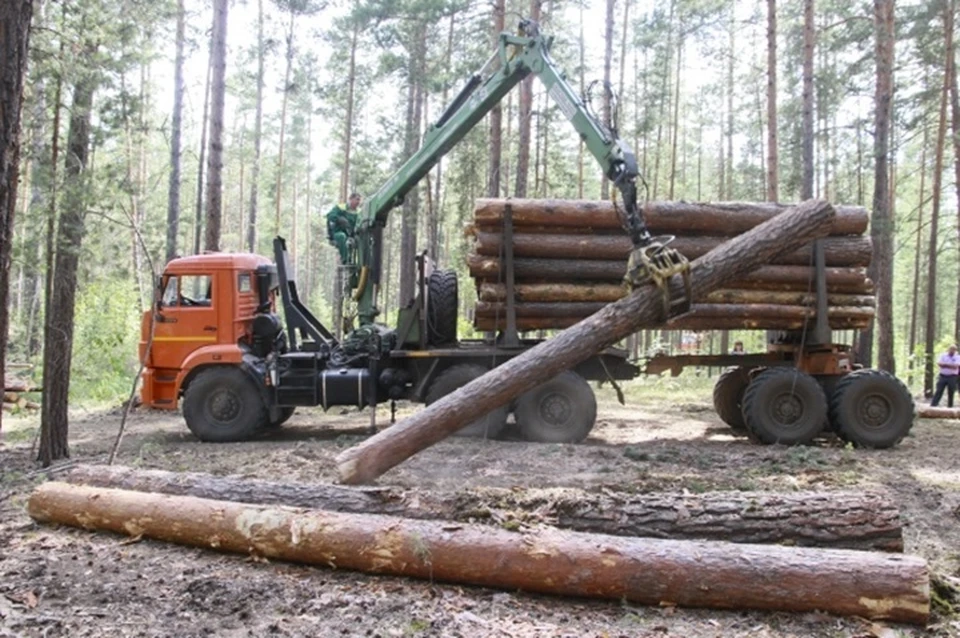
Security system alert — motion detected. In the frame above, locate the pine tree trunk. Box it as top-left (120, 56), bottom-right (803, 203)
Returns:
top-left (669, 40), bottom-right (683, 200)
top-left (601, 0), bottom-right (614, 199)
top-left (0, 0), bottom-right (33, 434)
top-left (726, 4), bottom-right (735, 199)
top-left (515, 0), bottom-right (541, 198)
top-left (872, 0), bottom-right (895, 372)
top-left (801, 0), bottom-right (815, 201)
top-left (908, 122), bottom-right (929, 387)
top-left (193, 41), bottom-right (212, 255)
top-left (246, 0), bottom-right (265, 252)
top-left (340, 23), bottom-right (359, 202)
top-left (40, 43), bottom-right (99, 465)
top-left (274, 10), bottom-right (295, 238)
top-left (488, 0), bottom-right (505, 198)
top-left (398, 23), bottom-right (426, 308)
top-left (766, 0), bottom-right (778, 202)
top-left (204, 0), bottom-right (228, 252)
top-left (165, 0), bottom-right (185, 262)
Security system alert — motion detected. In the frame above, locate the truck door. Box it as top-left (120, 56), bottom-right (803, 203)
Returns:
top-left (151, 273), bottom-right (219, 370)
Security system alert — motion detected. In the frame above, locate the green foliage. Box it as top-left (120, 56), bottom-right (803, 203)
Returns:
top-left (70, 279), bottom-right (142, 404)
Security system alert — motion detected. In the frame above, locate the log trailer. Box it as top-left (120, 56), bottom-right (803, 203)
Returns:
top-left (139, 21), bottom-right (914, 449)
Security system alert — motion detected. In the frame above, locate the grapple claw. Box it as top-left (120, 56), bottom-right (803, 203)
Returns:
top-left (624, 236), bottom-right (692, 320)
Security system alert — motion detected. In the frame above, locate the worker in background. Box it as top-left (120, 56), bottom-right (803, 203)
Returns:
top-left (326, 192), bottom-right (362, 264)
top-left (931, 344), bottom-right (960, 407)
top-left (732, 340), bottom-right (745, 355)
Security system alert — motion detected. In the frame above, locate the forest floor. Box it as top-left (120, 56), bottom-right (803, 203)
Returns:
top-left (1, 377), bottom-right (960, 637)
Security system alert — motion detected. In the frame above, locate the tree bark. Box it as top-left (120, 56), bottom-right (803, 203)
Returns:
top-left (165, 0), bottom-right (185, 262)
top-left (398, 22), bottom-right (426, 309)
top-left (336, 200), bottom-right (836, 484)
top-left (247, 0), bottom-right (265, 252)
top-left (28, 483), bottom-right (928, 623)
top-left (273, 8), bottom-right (295, 238)
top-left (514, 0), bottom-right (541, 199)
top-left (62, 465), bottom-right (905, 552)
top-left (766, 0), bottom-right (778, 202)
top-left (472, 198), bottom-right (868, 236)
top-left (0, 0), bottom-right (33, 434)
top-left (340, 23), bottom-right (359, 203)
top-left (40, 42), bottom-right (98, 465)
top-left (193, 38), bottom-right (212, 255)
top-left (472, 232), bottom-right (872, 267)
top-left (488, 0), bottom-right (505, 198)
top-left (801, 0), bottom-right (815, 200)
top-left (204, 0), bottom-right (228, 252)
top-left (601, 0), bottom-right (614, 199)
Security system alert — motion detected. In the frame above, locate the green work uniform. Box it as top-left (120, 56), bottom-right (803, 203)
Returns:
top-left (326, 202), bottom-right (358, 263)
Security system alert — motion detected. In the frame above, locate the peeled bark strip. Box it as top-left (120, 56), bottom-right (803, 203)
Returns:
top-left (477, 283), bottom-right (874, 307)
top-left (473, 198), bottom-right (870, 236)
top-left (61, 465), bottom-right (905, 552)
top-left (337, 200), bottom-right (836, 485)
top-left (467, 256), bottom-right (873, 293)
top-left (473, 231), bottom-right (872, 267)
top-left (28, 483), bottom-right (928, 623)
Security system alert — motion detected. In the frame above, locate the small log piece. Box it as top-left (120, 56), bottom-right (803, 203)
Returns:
top-left (28, 482), bottom-right (929, 623)
top-left (62, 465), bottom-right (906, 552)
top-left (917, 406), bottom-right (960, 419)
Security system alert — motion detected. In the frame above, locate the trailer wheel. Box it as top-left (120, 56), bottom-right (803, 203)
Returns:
top-left (829, 369), bottom-right (914, 448)
top-left (741, 368), bottom-right (827, 445)
top-left (712, 366), bottom-right (751, 431)
top-left (425, 364), bottom-right (507, 438)
top-left (183, 368), bottom-right (268, 442)
top-left (427, 269), bottom-right (458, 346)
top-left (267, 407), bottom-right (296, 428)
top-left (515, 371), bottom-right (597, 443)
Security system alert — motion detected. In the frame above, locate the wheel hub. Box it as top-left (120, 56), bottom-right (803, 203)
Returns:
top-left (540, 392), bottom-right (572, 426)
top-left (773, 393), bottom-right (803, 426)
top-left (858, 394), bottom-right (891, 428)
top-left (208, 390), bottom-right (241, 423)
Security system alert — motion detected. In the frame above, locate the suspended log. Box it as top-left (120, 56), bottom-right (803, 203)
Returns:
top-left (473, 231), bottom-right (873, 267)
top-left (336, 200), bottom-right (836, 484)
top-left (61, 465), bottom-right (905, 552)
top-left (28, 482), bottom-right (929, 623)
top-left (467, 256), bottom-right (874, 293)
top-left (474, 315), bottom-right (873, 332)
top-left (473, 198), bottom-right (870, 236)
top-left (477, 283), bottom-right (874, 307)
top-left (917, 406), bottom-right (960, 419)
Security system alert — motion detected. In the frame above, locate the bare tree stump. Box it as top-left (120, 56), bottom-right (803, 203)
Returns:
top-left (62, 465), bottom-right (905, 552)
top-left (336, 200), bottom-right (837, 485)
top-left (28, 482), bottom-right (929, 624)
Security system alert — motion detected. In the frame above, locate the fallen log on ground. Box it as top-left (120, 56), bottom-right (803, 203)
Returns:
top-left (62, 464), bottom-right (905, 552)
top-left (28, 482), bottom-right (928, 623)
top-left (917, 406), bottom-right (960, 419)
top-left (477, 283), bottom-right (875, 307)
top-left (466, 256), bottom-right (874, 293)
top-left (473, 198), bottom-right (870, 236)
top-left (473, 232), bottom-right (873, 267)
top-left (336, 199), bottom-right (836, 484)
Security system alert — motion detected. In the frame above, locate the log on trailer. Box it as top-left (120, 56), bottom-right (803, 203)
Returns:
top-left (474, 302), bottom-right (875, 321)
top-left (63, 464), bottom-right (905, 552)
top-left (335, 199), bottom-right (837, 485)
top-left (472, 198), bottom-right (870, 236)
top-left (474, 315), bottom-right (872, 332)
top-left (27, 482), bottom-right (929, 623)
top-left (472, 231), bottom-right (873, 267)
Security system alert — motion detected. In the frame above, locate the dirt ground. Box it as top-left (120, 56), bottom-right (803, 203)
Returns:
top-left (2, 378), bottom-right (960, 638)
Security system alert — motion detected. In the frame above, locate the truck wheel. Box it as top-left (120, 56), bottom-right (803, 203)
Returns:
top-left (741, 367), bottom-right (827, 445)
top-left (712, 366), bottom-right (751, 431)
top-left (267, 407), bottom-right (296, 429)
top-left (183, 368), bottom-right (268, 442)
top-left (427, 269), bottom-right (458, 346)
top-left (515, 371), bottom-right (597, 443)
top-left (829, 369), bottom-right (914, 448)
top-left (425, 364), bottom-right (507, 438)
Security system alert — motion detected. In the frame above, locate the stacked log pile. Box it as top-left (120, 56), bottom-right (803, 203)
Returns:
top-left (3, 376), bottom-right (40, 412)
top-left (468, 199), bottom-right (875, 332)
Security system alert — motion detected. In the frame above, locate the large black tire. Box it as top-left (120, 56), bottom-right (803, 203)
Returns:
top-left (829, 369), bottom-right (914, 448)
top-left (183, 368), bottom-right (268, 442)
top-left (712, 366), bottom-right (751, 431)
top-left (515, 371), bottom-right (597, 443)
top-left (741, 367), bottom-right (827, 445)
top-left (425, 364), bottom-right (508, 438)
top-left (426, 269), bottom-right (458, 346)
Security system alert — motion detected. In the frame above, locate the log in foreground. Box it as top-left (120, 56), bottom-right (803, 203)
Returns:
top-left (473, 198), bottom-right (870, 236)
top-left (336, 199), bottom-right (837, 485)
top-left (63, 464), bottom-right (905, 552)
top-left (473, 232), bottom-right (873, 267)
top-left (917, 406), bottom-right (960, 419)
top-left (28, 482), bottom-right (929, 623)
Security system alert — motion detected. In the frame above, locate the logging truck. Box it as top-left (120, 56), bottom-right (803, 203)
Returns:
top-left (139, 21), bottom-right (914, 449)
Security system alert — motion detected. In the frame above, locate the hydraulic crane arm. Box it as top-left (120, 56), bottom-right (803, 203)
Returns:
top-left (354, 20), bottom-right (686, 325)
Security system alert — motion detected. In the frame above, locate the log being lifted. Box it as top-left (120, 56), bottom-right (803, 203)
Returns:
top-left (336, 200), bottom-right (836, 485)
top-left (467, 256), bottom-right (874, 294)
top-left (28, 482), bottom-right (929, 623)
top-left (473, 231), bottom-right (873, 267)
top-left (62, 465), bottom-right (905, 552)
top-left (477, 283), bottom-right (875, 307)
top-left (473, 198), bottom-right (870, 236)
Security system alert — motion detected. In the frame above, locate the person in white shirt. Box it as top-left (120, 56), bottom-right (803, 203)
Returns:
top-left (931, 344), bottom-right (960, 407)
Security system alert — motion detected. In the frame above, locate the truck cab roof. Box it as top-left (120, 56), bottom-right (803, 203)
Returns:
top-left (164, 252), bottom-right (273, 273)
